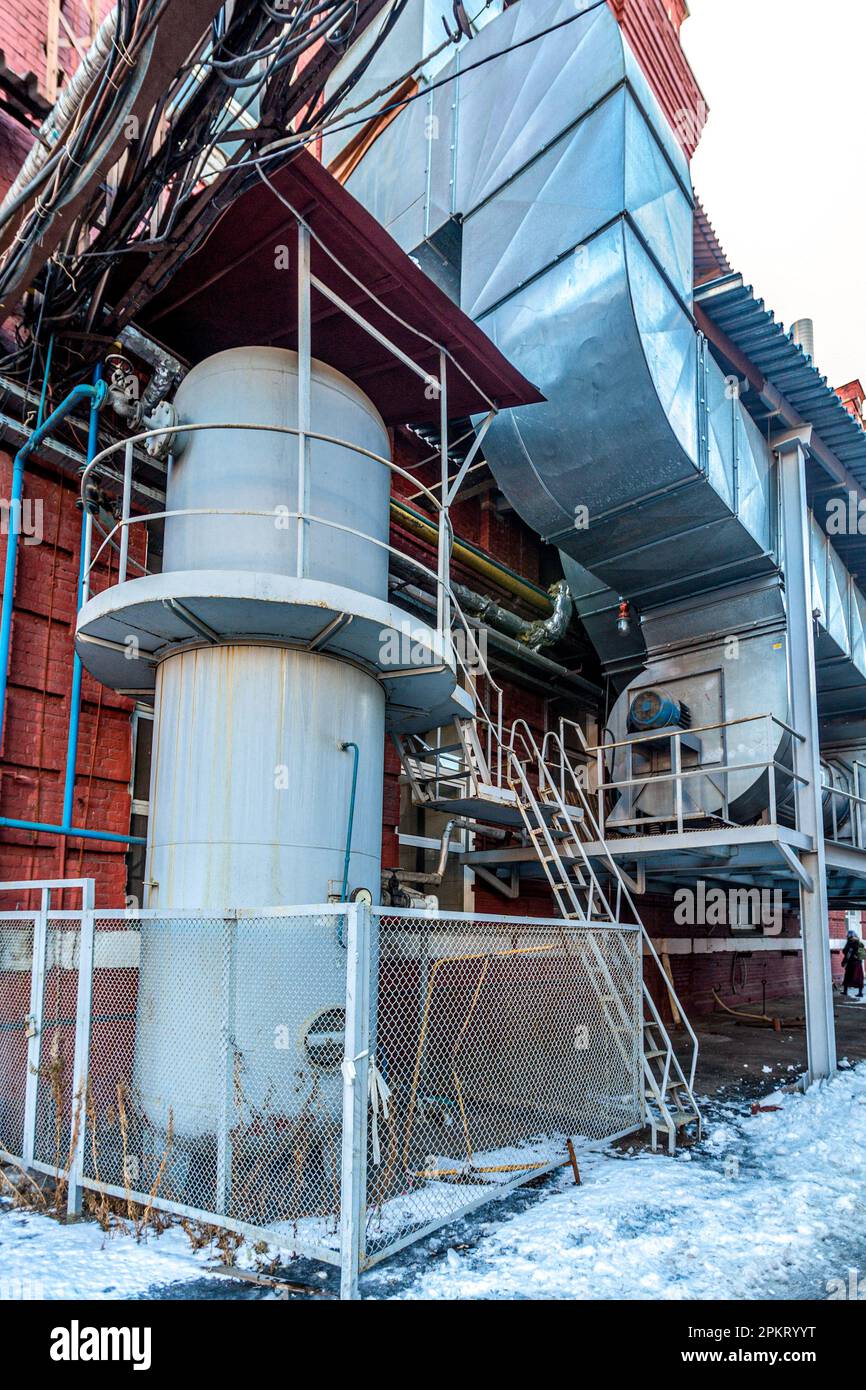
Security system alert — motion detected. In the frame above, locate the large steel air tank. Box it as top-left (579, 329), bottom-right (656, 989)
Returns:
top-left (162, 345), bottom-right (390, 596)
top-left (133, 347), bottom-right (389, 1158)
top-left (145, 346), bottom-right (389, 911)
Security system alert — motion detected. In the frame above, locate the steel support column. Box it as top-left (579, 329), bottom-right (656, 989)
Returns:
top-left (339, 901), bottom-right (370, 1300)
top-left (777, 433), bottom-right (836, 1082)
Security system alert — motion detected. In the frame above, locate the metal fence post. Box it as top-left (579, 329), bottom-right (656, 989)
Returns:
top-left (21, 887), bottom-right (50, 1166)
top-left (217, 911), bottom-right (237, 1216)
top-left (339, 901), bottom-right (370, 1300)
top-left (67, 879), bottom-right (95, 1216)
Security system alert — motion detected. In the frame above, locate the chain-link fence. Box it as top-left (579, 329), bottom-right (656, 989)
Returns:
top-left (81, 908), bottom-right (350, 1269)
top-left (0, 887), bottom-right (644, 1295)
top-left (362, 912), bottom-right (643, 1266)
top-left (0, 914), bottom-right (36, 1162)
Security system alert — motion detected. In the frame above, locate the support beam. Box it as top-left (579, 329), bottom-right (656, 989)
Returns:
top-left (777, 433), bottom-right (836, 1082)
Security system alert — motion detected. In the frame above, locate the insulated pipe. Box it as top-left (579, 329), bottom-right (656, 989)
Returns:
top-left (62, 364), bottom-right (103, 830)
top-left (390, 498), bottom-right (552, 615)
top-left (0, 378), bottom-right (107, 756)
top-left (391, 574), bottom-right (602, 700)
top-left (0, 8), bottom-right (119, 224)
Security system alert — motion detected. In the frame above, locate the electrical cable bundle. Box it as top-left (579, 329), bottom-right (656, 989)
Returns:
top-left (0, 0), bottom-right (422, 401)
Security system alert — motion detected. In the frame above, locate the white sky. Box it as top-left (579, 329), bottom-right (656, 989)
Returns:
top-left (682, 0), bottom-right (866, 390)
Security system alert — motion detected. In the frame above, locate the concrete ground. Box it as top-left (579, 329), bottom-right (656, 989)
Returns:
top-left (686, 985), bottom-right (866, 1100)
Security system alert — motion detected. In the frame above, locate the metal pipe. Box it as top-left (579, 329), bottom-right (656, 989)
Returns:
top-left (397, 819), bottom-right (457, 886)
top-left (0, 815), bottom-right (145, 845)
top-left (340, 740), bottom-right (360, 904)
top-left (521, 579), bottom-right (573, 650)
top-left (118, 437), bottom-right (133, 583)
top-left (390, 498), bottom-right (552, 615)
top-left (0, 377), bottom-right (107, 756)
top-left (36, 335), bottom-right (55, 429)
top-left (391, 574), bottom-right (601, 700)
top-left (62, 365), bottom-right (104, 831)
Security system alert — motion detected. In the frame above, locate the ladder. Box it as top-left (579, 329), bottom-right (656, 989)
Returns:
top-left (506, 719), bottom-right (702, 1153)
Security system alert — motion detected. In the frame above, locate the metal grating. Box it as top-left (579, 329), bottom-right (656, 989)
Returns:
top-left (33, 919), bottom-right (85, 1171)
top-left (84, 913), bottom-right (348, 1261)
top-left (0, 892), bottom-right (645, 1292)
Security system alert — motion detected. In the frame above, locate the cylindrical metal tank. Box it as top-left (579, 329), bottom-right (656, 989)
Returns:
top-left (147, 644), bottom-right (384, 909)
top-left (144, 345), bottom-right (390, 910)
top-left (132, 347), bottom-right (390, 1174)
top-left (163, 345), bottom-right (390, 597)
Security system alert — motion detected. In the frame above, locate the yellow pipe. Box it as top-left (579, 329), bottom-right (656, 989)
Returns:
top-left (403, 942), bottom-right (556, 1170)
top-left (414, 1160), bottom-right (560, 1179)
top-left (390, 498), bottom-right (553, 616)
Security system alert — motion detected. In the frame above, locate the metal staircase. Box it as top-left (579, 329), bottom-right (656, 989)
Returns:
top-left (507, 720), bottom-right (701, 1152)
top-left (396, 695), bottom-right (702, 1152)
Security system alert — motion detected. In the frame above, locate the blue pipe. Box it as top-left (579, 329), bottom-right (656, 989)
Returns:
top-left (0, 378), bottom-right (107, 758)
top-left (340, 740), bottom-right (360, 904)
top-left (36, 334), bottom-right (54, 430)
top-left (62, 364), bottom-right (103, 830)
top-left (0, 816), bottom-right (145, 846)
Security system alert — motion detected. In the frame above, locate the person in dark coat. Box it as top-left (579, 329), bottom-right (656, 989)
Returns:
top-left (842, 930), bottom-right (865, 999)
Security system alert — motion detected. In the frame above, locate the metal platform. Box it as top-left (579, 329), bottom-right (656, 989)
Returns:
top-left (462, 820), bottom-right (866, 905)
top-left (75, 569), bottom-right (474, 734)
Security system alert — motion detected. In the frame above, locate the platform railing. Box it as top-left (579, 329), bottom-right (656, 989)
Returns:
top-left (78, 419), bottom-right (509, 764)
top-left (585, 712), bottom-right (808, 839)
top-left (824, 761), bottom-right (866, 851)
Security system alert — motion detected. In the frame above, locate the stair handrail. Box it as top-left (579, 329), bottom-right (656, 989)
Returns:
top-left (508, 716), bottom-right (698, 1099)
top-left (444, 590), bottom-right (506, 786)
top-left (506, 719), bottom-right (699, 1137)
top-left (549, 728), bottom-right (699, 1095)
top-left (509, 717), bottom-right (622, 925)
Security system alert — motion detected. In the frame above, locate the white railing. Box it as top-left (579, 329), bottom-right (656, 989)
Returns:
top-left (585, 712), bottom-right (808, 838)
top-left (78, 418), bottom-right (508, 762)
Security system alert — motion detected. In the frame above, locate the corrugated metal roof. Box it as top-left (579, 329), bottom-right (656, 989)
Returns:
top-left (697, 271), bottom-right (866, 584)
top-left (696, 272), bottom-right (866, 487)
top-left (693, 197), bottom-right (731, 285)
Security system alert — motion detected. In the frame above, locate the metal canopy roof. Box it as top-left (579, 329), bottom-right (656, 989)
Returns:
top-left (697, 271), bottom-right (866, 582)
top-left (696, 273), bottom-right (866, 483)
top-left (112, 150), bottom-right (543, 426)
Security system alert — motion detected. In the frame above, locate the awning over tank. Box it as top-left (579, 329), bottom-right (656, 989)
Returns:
top-left (110, 149), bottom-right (543, 426)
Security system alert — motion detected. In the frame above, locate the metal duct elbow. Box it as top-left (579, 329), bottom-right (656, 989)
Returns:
top-left (520, 579), bottom-right (573, 651)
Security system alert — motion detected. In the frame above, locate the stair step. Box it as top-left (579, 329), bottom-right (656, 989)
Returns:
top-left (644, 1048), bottom-right (666, 1060)
top-left (669, 1110), bottom-right (698, 1128)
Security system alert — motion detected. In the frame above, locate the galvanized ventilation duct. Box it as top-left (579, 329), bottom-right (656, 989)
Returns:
top-left (335, 0), bottom-right (866, 713)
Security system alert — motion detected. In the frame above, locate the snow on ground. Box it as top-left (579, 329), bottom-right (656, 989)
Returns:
top-left (377, 1063), bottom-right (866, 1301)
top-left (4, 1060), bottom-right (866, 1300)
top-left (0, 1208), bottom-right (214, 1301)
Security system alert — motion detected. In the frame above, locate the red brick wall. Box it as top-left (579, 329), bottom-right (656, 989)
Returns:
top-left (0, 448), bottom-right (133, 908)
top-left (0, 1), bottom-right (114, 100)
top-left (608, 0), bottom-right (707, 157)
top-left (0, 1), bottom-right (115, 201)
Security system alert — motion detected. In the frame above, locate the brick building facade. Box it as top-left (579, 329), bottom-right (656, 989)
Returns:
top-left (0, 0), bottom-right (849, 1007)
